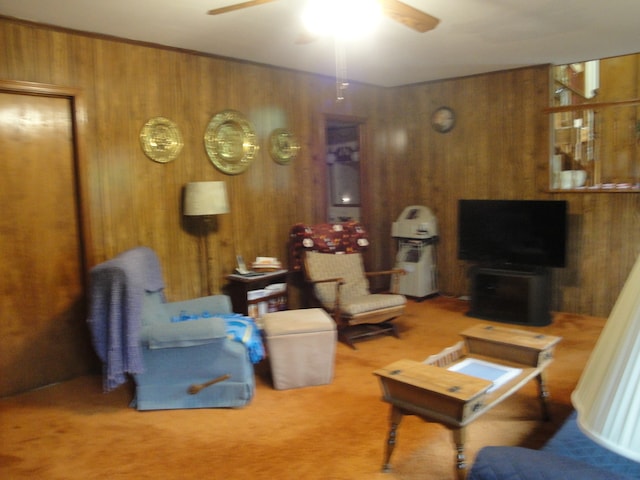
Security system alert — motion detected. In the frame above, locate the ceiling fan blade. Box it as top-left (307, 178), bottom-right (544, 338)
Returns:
top-left (207, 0), bottom-right (278, 16)
top-left (380, 0), bottom-right (440, 33)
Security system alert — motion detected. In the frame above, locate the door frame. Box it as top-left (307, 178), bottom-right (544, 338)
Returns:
top-left (0, 79), bottom-right (94, 275)
top-left (323, 113), bottom-right (369, 225)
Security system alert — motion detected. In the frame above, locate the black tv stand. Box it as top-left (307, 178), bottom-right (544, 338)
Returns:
top-left (467, 265), bottom-right (552, 326)
top-left (488, 263), bottom-right (541, 274)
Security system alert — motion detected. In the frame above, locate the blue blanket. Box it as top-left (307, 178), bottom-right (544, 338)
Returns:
top-left (222, 314), bottom-right (265, 364)
top-left (87, 247), bottom-right (164, 391)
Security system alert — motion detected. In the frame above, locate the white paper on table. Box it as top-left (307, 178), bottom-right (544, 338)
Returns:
top-left (447, 357), bottom-right (522, 393)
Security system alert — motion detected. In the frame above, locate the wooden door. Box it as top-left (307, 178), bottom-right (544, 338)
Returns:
top-left (0, 89), bottom-right (94, 396)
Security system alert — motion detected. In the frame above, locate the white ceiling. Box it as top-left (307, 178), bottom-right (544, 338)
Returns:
top-left (2, 0), bottom-right (640, 87)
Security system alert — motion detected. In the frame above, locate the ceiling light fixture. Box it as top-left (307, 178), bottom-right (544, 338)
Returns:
top-left (302, 0), bottom-right (382, 39)
top-left (302, 0), bottom-right (382, 102)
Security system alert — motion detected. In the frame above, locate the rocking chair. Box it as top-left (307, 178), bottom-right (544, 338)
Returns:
top-left (304, 251), bottom-right (405, 348)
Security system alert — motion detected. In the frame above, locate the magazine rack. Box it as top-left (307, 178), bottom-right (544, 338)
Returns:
top-left (374, 324), bottom-right (561, 479)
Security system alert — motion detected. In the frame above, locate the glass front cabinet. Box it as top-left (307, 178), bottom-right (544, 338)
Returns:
top-left (547, 55), bottom-right (640, 192)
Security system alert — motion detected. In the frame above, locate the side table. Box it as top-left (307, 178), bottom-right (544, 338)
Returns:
top-left (225, 270), bottom-right (289, 317)
top-left (374, 324), bottom-right (561, 479)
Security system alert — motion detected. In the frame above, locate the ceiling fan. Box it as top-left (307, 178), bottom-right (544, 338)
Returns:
top-left (207, 0), bottom-right (440, 35)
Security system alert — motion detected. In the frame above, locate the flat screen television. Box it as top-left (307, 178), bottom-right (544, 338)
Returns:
top-left (458, 199), bottom-right (567, 268)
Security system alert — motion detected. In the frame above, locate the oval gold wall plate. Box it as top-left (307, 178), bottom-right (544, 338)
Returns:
top-left (204, 110), bottom-right (258, 174)
top-left (140, 117), bottom-right (184, 163)
top-left (269, 128), bottom-right (300, 165)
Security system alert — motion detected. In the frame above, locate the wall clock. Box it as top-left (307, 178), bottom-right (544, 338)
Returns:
top-left (431, 106), bottom-right (456, 133)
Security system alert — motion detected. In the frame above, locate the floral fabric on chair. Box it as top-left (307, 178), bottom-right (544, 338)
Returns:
top-left (288, 221), bottom-right (369, 272)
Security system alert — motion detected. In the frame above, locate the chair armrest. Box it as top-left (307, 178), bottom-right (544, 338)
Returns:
top-left (365, 268), bottom-right (406, 294)
top-left (306, 276), bottom-right (345, 286)
top-left (144, 317), bottom-right (227, 349)
top-left (364, 268), bottom-right (406, 278)
top-left (162, 294), bottom-right (233, 316)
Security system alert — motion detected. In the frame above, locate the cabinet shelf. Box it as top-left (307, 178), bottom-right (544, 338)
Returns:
top-left (549, 55), bottom-right (640, 193)
top-left (546, 99), bottom-right (640, 191)
top-left (467, 266), bottom-right (552, 326)
top-left (543, 98), bottom-right (640, 114)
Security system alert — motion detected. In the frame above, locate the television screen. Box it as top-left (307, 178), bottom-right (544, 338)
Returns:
top-left (458, 200), bottom-right (567, 268)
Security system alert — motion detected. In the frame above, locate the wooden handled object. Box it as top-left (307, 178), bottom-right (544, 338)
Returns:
top-left (187, 373), bottom-right (231, 395)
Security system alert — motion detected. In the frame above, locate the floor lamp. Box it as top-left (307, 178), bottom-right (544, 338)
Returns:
top-left (571, 253), bottom-right (640, 462)
top-left (183, 181), bottom-right (230, 296)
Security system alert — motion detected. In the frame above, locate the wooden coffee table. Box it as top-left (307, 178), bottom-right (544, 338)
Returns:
top-left (374, 324), bottom-right (561, 479)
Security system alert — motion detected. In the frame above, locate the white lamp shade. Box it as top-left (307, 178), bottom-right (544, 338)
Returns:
top-left (183, 181), bottom-right (229, 216)
top-left (571, 254), bottom-right (640, 462)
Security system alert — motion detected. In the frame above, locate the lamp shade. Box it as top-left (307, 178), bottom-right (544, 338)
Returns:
top-left (183, 181), bottom-right (229, 216)
top-left (571, 254), bottom-right (640, 462)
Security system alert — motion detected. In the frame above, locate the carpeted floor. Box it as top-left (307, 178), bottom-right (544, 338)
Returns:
top-left (0, 296), bottom-right (605, 479)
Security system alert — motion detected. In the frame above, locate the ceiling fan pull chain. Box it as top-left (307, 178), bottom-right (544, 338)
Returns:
top-left (335, 37), bottom-right (349, 102)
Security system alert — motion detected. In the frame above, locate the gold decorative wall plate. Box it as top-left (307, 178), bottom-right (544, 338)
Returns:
top-left (204, 110), bottom-right (258, 174)
top-left (269, 128), bottom-right (300, 165)
top-left (139, 117), bottom-right (184, 163)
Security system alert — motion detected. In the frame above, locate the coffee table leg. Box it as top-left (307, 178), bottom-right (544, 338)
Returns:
top-left (536, 372), bottom-right (551, 421)
top-left (382, 406), bottom-right (404, 472)
top-left (452, 427), bottom-right (467, 480)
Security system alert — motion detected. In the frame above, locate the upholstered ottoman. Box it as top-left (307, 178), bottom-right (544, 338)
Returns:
top-left (263, 308), bottom-right (337, 390)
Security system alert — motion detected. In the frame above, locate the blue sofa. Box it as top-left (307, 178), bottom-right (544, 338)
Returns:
top-left (468, 411), bottom-right (640, 479)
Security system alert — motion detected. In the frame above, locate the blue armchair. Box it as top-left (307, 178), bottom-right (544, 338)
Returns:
top-left (87, 246), bottom-right (260, 410)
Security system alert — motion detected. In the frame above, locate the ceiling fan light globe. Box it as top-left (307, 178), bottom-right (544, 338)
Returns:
top-left (302, 0), bottom-right (382, 39)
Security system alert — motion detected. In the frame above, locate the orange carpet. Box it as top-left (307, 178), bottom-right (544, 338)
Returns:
top-left (0, 296), bottom-right (604, 479)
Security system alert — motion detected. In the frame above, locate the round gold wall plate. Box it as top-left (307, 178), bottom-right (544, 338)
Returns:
top-left (269, 128), bottom-right (300, 165)
top-left (204, 110), bottom-right (258, 175)
top-left (140, 117), bottom-right (184, 163)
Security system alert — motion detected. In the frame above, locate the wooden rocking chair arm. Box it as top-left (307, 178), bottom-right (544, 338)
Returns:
top-left (364, 268), bottom-right (406, 294)
top-left (308, 276), bottom-right (346, 286)
top-left (364, 268), bottom-right (406, 278)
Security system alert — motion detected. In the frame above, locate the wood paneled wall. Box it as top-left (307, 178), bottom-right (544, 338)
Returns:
top-left (0, 17), bottom-right (383, 302)
top-left (372, 67), bottom-right (639, 316)
top-left (1, 17), bottom-right (639, 389)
